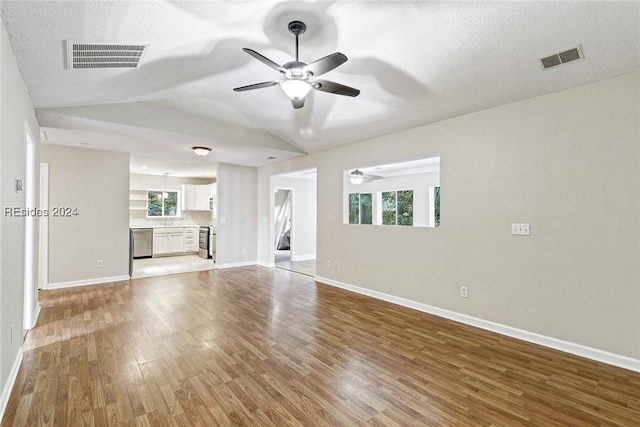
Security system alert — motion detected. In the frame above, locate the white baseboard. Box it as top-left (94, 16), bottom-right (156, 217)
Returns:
top-left (256, 261), bottom-right (275, 268)
top-left (291, 253), bottom-right (316, 262)
top-left (315, 276), bottom-right (640, 373)
top-left (29, 303), bottom-right (41, 329)
top-left (216, 261), bottom-right (257, 270)
top-left (47, 275), bottom-right (130, 290)
top-left (0, 348), bottom-right (23, 423)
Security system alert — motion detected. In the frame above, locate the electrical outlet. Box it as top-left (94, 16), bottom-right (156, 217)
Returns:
top-left (461, 286), bottom-right (469, 298)
top-left (511, 223), bottom-right (530, 236)
top-left (242, 248), bottom-right (246, 255)
top-left (333, 262), bottom-right (338, 270)
top-left (96, 260), bottom-right (103, 268)
top-left (326, 261), bottom-right (331, 269)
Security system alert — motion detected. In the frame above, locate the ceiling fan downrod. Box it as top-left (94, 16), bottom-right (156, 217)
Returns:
top-left (288, 20), bottom-right (306, 62)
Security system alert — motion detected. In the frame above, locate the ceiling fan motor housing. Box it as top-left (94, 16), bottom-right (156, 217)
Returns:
top-left (288, 21), bottom-right (306, 35)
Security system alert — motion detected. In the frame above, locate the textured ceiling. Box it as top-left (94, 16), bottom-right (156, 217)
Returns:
top-left (2, 1), bottom-right (639, 177)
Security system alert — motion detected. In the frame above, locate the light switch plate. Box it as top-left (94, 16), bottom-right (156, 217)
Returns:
top-left (511, 223), bottom-right (530, 236)
top-left (15, 178), bottom-right (25, 192)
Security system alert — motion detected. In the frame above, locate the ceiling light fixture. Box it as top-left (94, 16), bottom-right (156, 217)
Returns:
top-left (192, 146), bottom-right (211, 157)
top-left (280, 79), bottom-right (312, 101)
top-left (350, 169), bottom-right (364, 185)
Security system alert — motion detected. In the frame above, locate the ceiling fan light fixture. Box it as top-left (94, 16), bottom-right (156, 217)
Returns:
top-left (280, 79), bottom-right (312, 100)
top-left (192, 146), bottom-right (212, 156)
top-left (350, 169), bottom-right (365, 185)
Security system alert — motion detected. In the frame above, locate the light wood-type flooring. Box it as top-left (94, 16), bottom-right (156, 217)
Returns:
top-left (274, 250), bottom-right (316, 277)
top-left (2, 266), bottom-right (640, 426)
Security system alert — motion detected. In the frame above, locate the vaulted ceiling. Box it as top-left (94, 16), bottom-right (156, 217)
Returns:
top-left (2, 1), bottom-right (639, 177)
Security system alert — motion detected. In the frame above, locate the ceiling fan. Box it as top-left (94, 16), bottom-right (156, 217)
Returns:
top-left (233, 20), bottom-right (360, 109)
top-left (349, 169), bottom-right (384, 185)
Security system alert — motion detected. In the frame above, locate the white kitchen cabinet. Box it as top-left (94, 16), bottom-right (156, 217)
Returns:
top-left (181, 184), bottom-right (211, 211)
top-left (168, 232), bottom-right (184, 254)
top-left (195, 185), bottom-right (210, 210)
top-left (181, 185), bottom-right (197, 211)
top-left (153, 227), bottom-right (184, 256)
top-left (183, 227), bottom-right (198, 252)
top-left (153, 232), bottom-right (169, 255)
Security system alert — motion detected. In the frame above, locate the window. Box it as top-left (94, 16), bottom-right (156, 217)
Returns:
top-left (147, 190), bottom-right (179, 217)
top-left (434, 186), bottom-right (440, 227)
top-left (348, 193), bottom-right (373, 225)
top-left (381, 190), bottom-right (413, 226)
top-left (343, 156), bottom-right (440, 227)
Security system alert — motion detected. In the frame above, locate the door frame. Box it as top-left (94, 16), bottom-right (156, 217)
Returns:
top-left (38, 163), bottom-right (49, 290)
top-left (23, 124), bottom-right (39, 329)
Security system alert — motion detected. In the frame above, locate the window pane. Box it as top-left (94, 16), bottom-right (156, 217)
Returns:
top-left (434, 186), bottom-right (440, 227)
top-left (397, 190), bottom-right (413, 226)
top-left (382, 191), bottom-right (396, 225)
top-left (360, 193), bottom-right (372, 225)
top-left (147, 191), bottom-right (163, 217)
top-left (349, 193), bottom-right (360, 224)
top-left (164, 191), bottom-right (178, 216)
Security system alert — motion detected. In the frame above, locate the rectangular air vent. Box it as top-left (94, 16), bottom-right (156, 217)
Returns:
top-left (66, 41), bottom-right (149, 69)
top-left (540, 46), bottom-right (583, 70)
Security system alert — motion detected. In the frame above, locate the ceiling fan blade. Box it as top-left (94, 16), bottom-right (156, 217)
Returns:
top-left (291, 97), bottom-right (305, 109)
top-left (304, 52), bottom-right (348, 77)
top-left (365, 174), bottom-right (385, 181)
top-left (313, 79), bottom-right (360, 97)
top-left (233, 81), bottom-right (280, 92)
top-left (242, 48), bottom-right (286, 73)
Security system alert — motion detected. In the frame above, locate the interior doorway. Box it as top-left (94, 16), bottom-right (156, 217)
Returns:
top-left (272, 168), bottom-right (317, 277)
top-left (274, 188), bottom-right (293, 266)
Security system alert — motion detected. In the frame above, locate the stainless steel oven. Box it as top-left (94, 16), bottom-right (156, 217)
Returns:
top-left (198, 226), bottom-right (209, 259)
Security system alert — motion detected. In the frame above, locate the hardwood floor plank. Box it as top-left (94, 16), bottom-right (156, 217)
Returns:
top-left (2, 266), bottom-right (639, 427)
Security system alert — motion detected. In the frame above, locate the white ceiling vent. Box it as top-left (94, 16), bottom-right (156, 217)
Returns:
top-left (66, 41), bottom-right (149, 69)
top-left (540, 46), bottom-right (583, 70)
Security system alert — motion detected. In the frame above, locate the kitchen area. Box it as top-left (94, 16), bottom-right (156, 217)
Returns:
top-left (129, 172), bottom-right (217, 278)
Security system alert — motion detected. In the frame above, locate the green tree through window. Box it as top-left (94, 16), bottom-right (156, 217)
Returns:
top-left (397, 190), bottom-right (413, 226)
top-left (349, 193), bottom-right (360, 224)
top-left (360, 193), bottom-right (372, 224)
top-left (382, 190), bottom-right (413, 226)
top-left (382, 191), bottom-right (396, 225)
top-left (434, 186), bottom-right (440, 227)
top-left (349, 193), bottom-right (373, 225)
top-left (147, 190), bottom-right (179, 217)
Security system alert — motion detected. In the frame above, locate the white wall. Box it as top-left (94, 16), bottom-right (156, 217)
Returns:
top-left (0, 19), bottom-right (39, 414)
top-left (258, 72), bottom-right (640, 362)
top-left (216, 164), bottom-right (257, 266)
top-left (272, 175), bottom-right (317, 260)
top-left (40, 145), bottom-right (130, 285)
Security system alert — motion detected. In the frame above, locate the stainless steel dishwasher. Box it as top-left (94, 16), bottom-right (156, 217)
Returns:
top-left (132, 228), bottom-right (153, 258)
